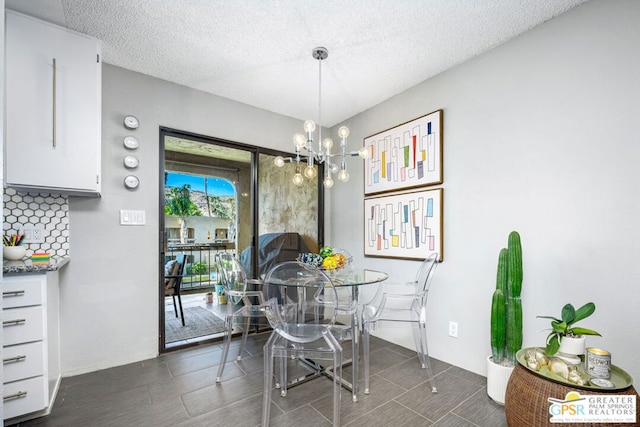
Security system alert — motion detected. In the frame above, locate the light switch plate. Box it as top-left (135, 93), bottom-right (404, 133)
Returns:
top-left (120, 210), bottom-right (146, 226)
top-left (19, 224), bottom-right (46, 243)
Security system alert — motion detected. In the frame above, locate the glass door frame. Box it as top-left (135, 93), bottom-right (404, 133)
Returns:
top-left (158, 126), bottom-right (324, 353)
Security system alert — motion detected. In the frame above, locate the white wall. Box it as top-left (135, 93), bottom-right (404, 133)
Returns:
top-left (61, 65), bottom-right (300, 375)
top-left (330, 0), bottom-right (640, 382)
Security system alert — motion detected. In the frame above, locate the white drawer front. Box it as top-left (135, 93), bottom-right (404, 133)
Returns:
top-left (2, 276), bottom-right (45, 308)
top-left (3, 376), bottom-right (47, 420)
top-left (2, 306), bottom-right (45, 346)
top-left (3, 341), bottom-right (45, 383)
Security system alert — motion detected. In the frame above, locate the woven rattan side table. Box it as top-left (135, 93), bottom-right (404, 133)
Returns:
top-left (505, 364), bottom-right (638, 427)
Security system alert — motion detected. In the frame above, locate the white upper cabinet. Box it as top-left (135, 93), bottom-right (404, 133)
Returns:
top-left (5, 11), bottom-right (102, 196)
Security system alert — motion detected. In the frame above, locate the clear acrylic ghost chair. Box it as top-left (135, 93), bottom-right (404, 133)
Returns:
top-left (311, 248), bottom-right (360, 401)
top-left (262, 261), bottom-right (343, 427)
top-left (362, 252), bottom-right (439, 395)
top-left (215, 252), bottom-right (265, 383)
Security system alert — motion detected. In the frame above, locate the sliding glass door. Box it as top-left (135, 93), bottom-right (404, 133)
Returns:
top-left (251, 153), bottom-right (321, 277)
top-left (160, 129), bottom-right (255, 351)
top-left (159, 128), bottom-right (323, 352)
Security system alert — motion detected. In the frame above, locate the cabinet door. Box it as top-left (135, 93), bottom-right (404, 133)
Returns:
top-left (3, 376), bottom-right (47, 420)
top-left (3, 275), bottom-right (45, 309)
top-left (5, 11), bottom-right (101, 195)
top-left (2, 306), bottom-right (45, 346)
top-left (3, 341), bottom-right (45, 383)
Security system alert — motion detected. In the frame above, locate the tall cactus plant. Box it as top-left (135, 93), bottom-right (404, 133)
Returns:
top-left (490, 249), bottom-right (508, 362)
top-left (490, 231), bottom-right (523, 365)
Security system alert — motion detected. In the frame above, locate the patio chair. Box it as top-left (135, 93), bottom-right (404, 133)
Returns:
top-left (164, 253), bottom-right (187, 326)
top-left (362, 252), bottom-right (439, 394)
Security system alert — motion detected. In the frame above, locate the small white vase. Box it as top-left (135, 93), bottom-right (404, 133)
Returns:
top-left (487, 355), bottom-right (515, 405)
top-left (558, 336), bottom-right (586, 356)
top-left (556, 336), bottom-right (586, 365)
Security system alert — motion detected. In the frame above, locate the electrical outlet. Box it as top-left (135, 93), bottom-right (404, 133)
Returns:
top-left (449, 321), bottom-right (459, 338)
top-left (33, 227), bottom-right (44, 242)
top-left (19, 224), bottom-right (46, 243)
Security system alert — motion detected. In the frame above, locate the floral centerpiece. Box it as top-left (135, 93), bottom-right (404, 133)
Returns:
top-left (297, 246), bottom-right (350, 271)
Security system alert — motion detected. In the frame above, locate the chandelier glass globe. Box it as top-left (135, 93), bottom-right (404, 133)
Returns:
top-left (323, 176), bottom-right (334, 188)
top-left (304, 165), bottom-right (317, 179)
top-left (293, 172), bottom-right (304, 187)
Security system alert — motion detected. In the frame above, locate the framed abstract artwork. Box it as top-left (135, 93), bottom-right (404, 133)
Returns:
top-left (363, 109), bottom-right (443, 195)
top-left (364, 188), bottom-right (443, 261)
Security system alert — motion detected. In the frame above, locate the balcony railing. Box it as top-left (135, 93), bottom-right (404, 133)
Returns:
top-left (166, 242), bottom-right (235, 293)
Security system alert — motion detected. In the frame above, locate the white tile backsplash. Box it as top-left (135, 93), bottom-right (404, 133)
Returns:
top-left (3, 187), bottom-right (69, 257)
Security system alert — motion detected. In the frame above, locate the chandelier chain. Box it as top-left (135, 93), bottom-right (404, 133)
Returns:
top-left (318, 50), bottom-right (322, 148)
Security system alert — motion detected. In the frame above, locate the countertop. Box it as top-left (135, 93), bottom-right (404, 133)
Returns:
top-left (3, 256), bottom-right (70, 275)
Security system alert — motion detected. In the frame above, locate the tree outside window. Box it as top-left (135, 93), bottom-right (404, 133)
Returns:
top-left (165, 184), bottom-right (202, 243)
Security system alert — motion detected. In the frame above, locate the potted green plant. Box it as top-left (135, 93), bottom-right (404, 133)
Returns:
top-left (487, 231), bottom-right (523, 405)
top-left (215, 285), bottom-right (227, 304)
top-left (537, 302), bottom-right (601, 358)
top-left (205, 291), bottom-right (214, 304)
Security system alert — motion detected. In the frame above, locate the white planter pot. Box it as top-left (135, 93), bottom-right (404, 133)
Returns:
top-left (558, 336), bottom-right (586, 356)
top-left (487, 356), bottom-right (515, 405)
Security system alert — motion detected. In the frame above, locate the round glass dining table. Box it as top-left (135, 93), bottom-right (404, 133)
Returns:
top-left (324, 268), bottom-right (389, 307)
top-left (269, 267), bottom-right (388, 286)
top-left (268, 266), bottom-right (389, 309)
top-left (268, 267), bottom-right (389, 312)
top-left (326, 268), bottom-right (389, 287)
top-left (265, 266), bottom-right (389, 398)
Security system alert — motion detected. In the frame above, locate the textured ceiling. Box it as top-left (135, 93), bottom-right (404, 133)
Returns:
top-left (7, 0), bottom-right (589, 127)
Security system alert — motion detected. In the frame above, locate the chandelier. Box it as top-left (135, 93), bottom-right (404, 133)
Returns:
top-left (274, 47), bottom-right (368, 188)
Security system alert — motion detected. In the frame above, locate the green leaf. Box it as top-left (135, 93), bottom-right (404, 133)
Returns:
top-left (536, 315), bottom-right (561, 322)
top-left (545, 335), bottom-right (561, 356)
top-left (551, 320), bottom-right (567, 334)
top-left (561, 304), bottom-right (576, 324)
top-left (545, 331), bottom-right (556, 344)
top-left (570, 327), bottom-right (601, 337)
top-left (573, 302), bottom-right (596, 323)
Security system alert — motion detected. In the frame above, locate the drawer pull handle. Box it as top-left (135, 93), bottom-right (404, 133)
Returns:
top-left (3, 319), bottom-right (26, 326)
top-left (3, 355), bottom-right (27, 363)
top-left (2, 290), bottom-right (25, 297)
top-left (3, 391), bottom-right (28, 401)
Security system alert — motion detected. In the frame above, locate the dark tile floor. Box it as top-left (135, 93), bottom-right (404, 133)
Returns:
top-left (15, 333), bottom-right (507, 426)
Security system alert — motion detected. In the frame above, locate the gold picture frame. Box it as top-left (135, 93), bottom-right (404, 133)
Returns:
top-left (363, 109), bottom-right (443, 196)
top-left (364, 188), bottom-right (443, 261)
